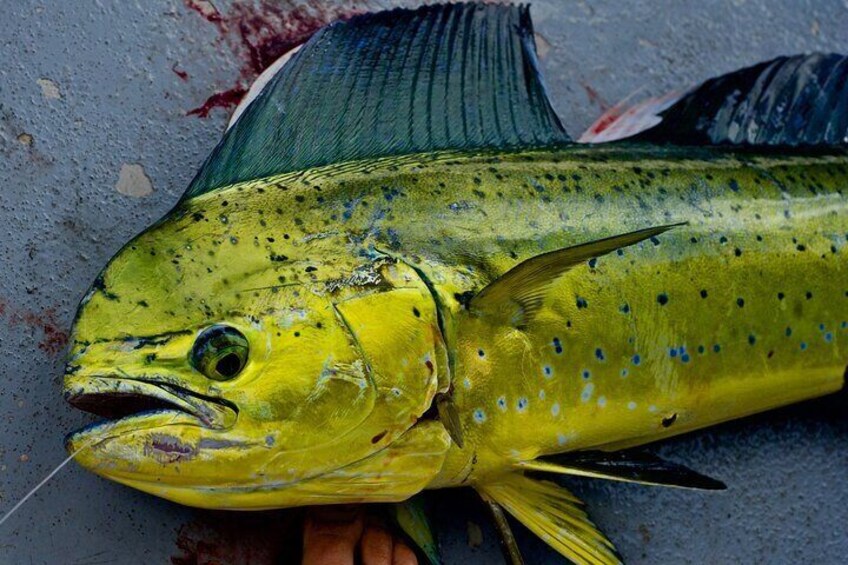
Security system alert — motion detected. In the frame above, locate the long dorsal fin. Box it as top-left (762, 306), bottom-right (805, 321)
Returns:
top-left (470, 223), bottom-right (684, 327)
top-left (581, 53), bottom-right (848, 146)
top-left (184, 3), bottom-right (569, 199)
top-left (519, 450), bottom-right (726, 491)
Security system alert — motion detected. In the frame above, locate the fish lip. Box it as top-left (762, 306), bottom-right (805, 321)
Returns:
top-left (64, 375), bottom-right (238, 433)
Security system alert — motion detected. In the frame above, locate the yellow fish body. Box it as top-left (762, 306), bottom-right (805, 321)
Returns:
top-left (63, 4), bottom-right (847, 563)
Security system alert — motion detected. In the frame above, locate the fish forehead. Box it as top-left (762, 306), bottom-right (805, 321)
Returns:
top-left (72, 194), bottom-right (361, 342)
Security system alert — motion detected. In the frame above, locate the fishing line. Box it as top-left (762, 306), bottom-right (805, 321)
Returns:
top-left (0, 438), bottom-right (99, 527)
top-left (0, 413), bottom-right (185, 528)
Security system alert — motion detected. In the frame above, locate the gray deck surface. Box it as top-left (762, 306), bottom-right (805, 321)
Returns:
top-left (1, 1), bottom-right (846, 563)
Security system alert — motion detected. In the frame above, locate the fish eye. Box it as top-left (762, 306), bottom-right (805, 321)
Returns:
top-left (190, 325), bottom-right (249, 381)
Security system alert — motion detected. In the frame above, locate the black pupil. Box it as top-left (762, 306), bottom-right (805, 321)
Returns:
top-left (216, 353), bottom-right (242, 377)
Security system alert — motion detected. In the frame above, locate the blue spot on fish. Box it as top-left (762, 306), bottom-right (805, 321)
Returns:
top-left (581, 383), bottom-right (595, 403)
top-left (517, 397), bottom-right (528, 412)
top-left (582, 369), bottom-right (591, 379)
top-left (800, 342), bottom-right (808, 351)
top-left (543, 365), bottom-right (553, 378)
top-left (595, 348), bottom-right (605, 361)
top-left (632, 354), bottom-right (641, 365)
top-left (825, 332), bottom-right (833, 342)
top-left (551, 403), bottom-right (560, 417)
top-left (473, 409), bottom-right (486, 424)
top-left (497, 396), bottom-right (507, 411)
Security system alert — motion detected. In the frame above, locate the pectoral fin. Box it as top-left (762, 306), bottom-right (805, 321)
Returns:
top-left (470, 223), bottom-right (684, 327)
top-left (477, 474), bottom-right (622, 565)
top-left (519, 450), bottom-right (726, 491)
top-left (383, 494), bottom-right (441, 565)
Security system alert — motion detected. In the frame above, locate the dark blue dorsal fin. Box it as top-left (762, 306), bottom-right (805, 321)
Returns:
top-left (184, 3), bottom-right (569, 199)
top-left (637, 53), bottom-right (848, 146)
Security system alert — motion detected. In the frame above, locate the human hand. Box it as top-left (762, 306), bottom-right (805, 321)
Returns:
top-left (302, 505), bottom-right (419, 565)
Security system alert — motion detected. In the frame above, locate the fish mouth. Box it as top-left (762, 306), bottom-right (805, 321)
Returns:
top-left (64, 375), bottom-right (238, 435)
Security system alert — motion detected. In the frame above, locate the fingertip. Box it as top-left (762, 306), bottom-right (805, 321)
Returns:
top-left (360, 524), bottom-right (394, 565)
top-left (302, 506), bottom-right (364, 565)
top-left (392, 541), bottom-right (418, 565)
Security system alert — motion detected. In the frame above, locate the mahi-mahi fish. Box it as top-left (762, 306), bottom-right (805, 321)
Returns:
top-left (62, 3), bottom-right (847, 563)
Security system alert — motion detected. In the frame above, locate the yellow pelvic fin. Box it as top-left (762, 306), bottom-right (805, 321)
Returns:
top-left (518, 450), bottom-right (726, 491)
top-left (476, 473), bottom-right (622, 565)
top-left (469, 223), bottom-right (684, 327)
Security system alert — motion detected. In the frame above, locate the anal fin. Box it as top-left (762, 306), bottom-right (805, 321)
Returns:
top-left (477, 474), bottom-right (622, 565)
top-left (519, 450), bottom-right (726, 491)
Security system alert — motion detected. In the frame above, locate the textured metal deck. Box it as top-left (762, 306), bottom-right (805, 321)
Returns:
top-left (1, 1), bottom-right (846, 563)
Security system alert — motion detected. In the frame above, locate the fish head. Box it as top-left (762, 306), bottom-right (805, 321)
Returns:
top-left (64, 193), bottom-right (450, 509)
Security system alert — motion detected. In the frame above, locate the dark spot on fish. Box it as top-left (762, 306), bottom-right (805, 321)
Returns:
top-left (412, 307), bottom-right (421, 318)
top-left (454, 291), bottom-right (475, 309)
top-left (371, 431), bottom-right (388, 444)
top-left (719, 236), bottom-right (728, 244)
top-left (620, 303), bottom-right (630, 314)
top-left (734, 248), bottom-right (742, 257)
top-left (796, 244), bottom-right (806, 252)
top-left (588, 257), bottom-right (598, 269)
top-left (270, 253), bottom-right (289, 262)
top-left (595, 348), bottom-right (605, 361)
top-left (700, 289), bottom-right (708, 299)
top-left (478, 349), bottom-right (485, 357)
top-left (728, 179), bottom-right (740, 192)
top-left (777, 292), bottom-right (785, 300)
top-left (737, 298), bottom-right (745, 308)
top-left (137, 300), bottom-right (149, 308)
top-left (806, 291), bottom-right (813, 300)
top-left (424, 359), bottom-right (434, 374)
top-left (305, 266), bottom-right (317, 273)
top-left (657, 293), bottom-right (668, 306)
top-left (748, 334), bottom-right (757, 345)
top-left (92, 276), bottom-right (119, 301)
top-left (576, 297), bottom-right (588, 309)
top-left (293, 332), bottom-right (300, 337)
top-left (661, 413), bottom-right (677, 428)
